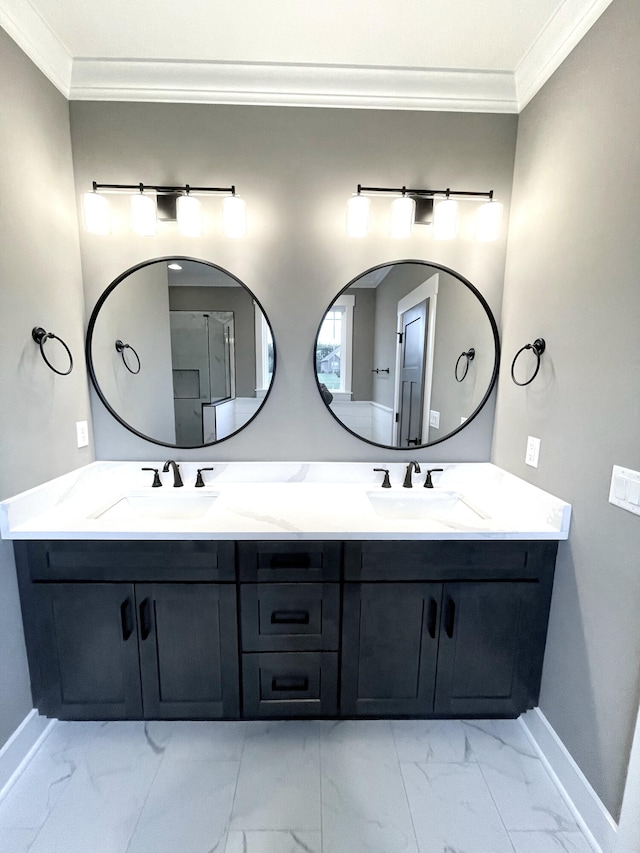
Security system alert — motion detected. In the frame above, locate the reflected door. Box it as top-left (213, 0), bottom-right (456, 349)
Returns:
top-left (398, 299), bottom-right (429, 447)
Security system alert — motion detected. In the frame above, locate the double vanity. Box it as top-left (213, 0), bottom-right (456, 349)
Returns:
top-left (1, 462), bottom-right (570, 724)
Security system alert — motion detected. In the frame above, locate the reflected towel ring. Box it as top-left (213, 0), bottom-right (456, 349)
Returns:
top-left (455, 348), bottom-right (475, 382)
top-left (511, 338), bottom-right (546, 386)
top-left (115, 340), bottom-right (141, 374)
top-left (31, 327), bottom-right (73, 375)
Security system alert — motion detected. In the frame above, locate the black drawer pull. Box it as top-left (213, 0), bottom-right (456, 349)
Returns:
top-left (444, 596), bottom-right (456, 638)
top-left (271, 610), bottom-right (310, 625)
top-left (271, 675), bottom-right (309, 692)
top-left (427, 597), bottom-right (438, 639)
top-left (120, 597), bottom-right (134, 641)
top-left (139, 597), bottom-right (153, 641)
top-left (269, 554), bottom-right (311, 569)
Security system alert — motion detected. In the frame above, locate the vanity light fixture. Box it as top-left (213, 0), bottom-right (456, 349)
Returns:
top-left (346, 184), bottom-right (501, 241)
top-left (82, 182), bottom-right (246, 238)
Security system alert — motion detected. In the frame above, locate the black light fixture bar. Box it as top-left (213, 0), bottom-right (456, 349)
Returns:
top-left (92, 181), bottom-right (236, 195)
top-left (356, 184), bottom-right (493, 200)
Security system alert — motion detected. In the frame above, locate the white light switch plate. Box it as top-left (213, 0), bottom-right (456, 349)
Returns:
top-left (525, 436), bottom-right (540, 467)
top-left (609, 465), bottom-right (640, 516)
top-left (76, 420), bottom-right (89, 448)
top-left (429, 410), bottom-right (440, 428)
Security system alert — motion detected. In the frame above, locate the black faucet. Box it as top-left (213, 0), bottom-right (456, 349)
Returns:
top-left (402, 461), bottom-right (421, 488)
top-left (162, 460), bottom-right (183, 487)
top-left (373, 467), bottom-right (392, 488)
top-left (424, 468), bottom-right (444, 488)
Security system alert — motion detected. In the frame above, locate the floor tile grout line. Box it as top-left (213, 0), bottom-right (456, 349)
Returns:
top-left (122, 721), bottom-right (176, 853)
top-left (225, 721), bottom-right (250, 850)
top-left (474, 753), bottom-right (521, 853)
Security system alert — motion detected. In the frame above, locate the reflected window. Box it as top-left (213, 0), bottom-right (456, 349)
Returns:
top-left (316, 295), bottom-right (354, 395)
top-left (255, 305), bottom-right (274, 392)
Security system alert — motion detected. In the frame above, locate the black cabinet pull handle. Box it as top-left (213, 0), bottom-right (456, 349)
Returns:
top-left (271, 610), bottom-right (310, 625)
top-left (139, 597), bottom-right (153, 641)
top-left (445, 596), bottom-right (456, 638)
top-left (427, 597), bottom-right (438, 639)
top-left (271, 676), bottom-right (309, 692)
top-left (269, 553), bottom-right (311, 569)
top-left (120, 597), bottom-right (134, 641)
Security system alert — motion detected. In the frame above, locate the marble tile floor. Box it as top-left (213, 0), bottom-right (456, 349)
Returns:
top-left (0, 718), bottom-right (598, 853)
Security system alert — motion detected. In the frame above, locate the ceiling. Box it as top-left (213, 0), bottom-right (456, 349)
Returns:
top-left (1, 0), bottom-right (612, 112)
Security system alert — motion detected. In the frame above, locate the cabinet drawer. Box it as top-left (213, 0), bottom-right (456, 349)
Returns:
top-left (238, 542), bottom-right (341, 582)
top-left (18, 540), bottom-right (235, 582)
top-left (242, 652), bottom-right (338, 717)
top-left (241, 583), bottom-right (339, 651)
top-left (345, 541), bottom-right (555, 582)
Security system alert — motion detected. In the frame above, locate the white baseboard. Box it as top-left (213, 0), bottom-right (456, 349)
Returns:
top-left (520, 708), bottom-right (618, 853)
top-left (0, 710), bottom-right (55, 801)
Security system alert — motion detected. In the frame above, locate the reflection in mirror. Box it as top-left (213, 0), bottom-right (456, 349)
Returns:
top-left (315, 261), bottom-right (499, 448)
top-left (87, 259), bottom-right (275, 448)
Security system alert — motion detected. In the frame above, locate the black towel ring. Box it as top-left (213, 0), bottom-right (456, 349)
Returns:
top-left (455, 348), bottom-right (475, 382)
top-left (31, 327), bottom-right (74, 375)
top-left (115, 340), bottom-right (141, 374)
top-left (511, 338), bottom-right (546, 386)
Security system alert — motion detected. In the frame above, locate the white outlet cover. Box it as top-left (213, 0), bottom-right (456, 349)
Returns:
top-left (76, 420), bottom-right (89, 448)
top-left (429, 410), bottom-right (440, 428)
top-left (525, 435), bottom-right (540, 467)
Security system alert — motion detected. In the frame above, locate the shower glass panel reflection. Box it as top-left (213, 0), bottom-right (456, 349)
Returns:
top-left (169, 311), bottom-right (235, 445)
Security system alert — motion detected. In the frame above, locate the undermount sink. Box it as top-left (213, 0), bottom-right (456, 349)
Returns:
top-left (90, 490), bottom-right (219, 521)
top-left (366, 489), bottom-right (490, 524)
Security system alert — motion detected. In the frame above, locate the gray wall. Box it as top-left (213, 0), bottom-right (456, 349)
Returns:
top-left (69, 102), bottom-right (517, 460)
top-left (492, 0), bottom-right (640, 818)
top-left (0, 28), bottom-right (91, 746)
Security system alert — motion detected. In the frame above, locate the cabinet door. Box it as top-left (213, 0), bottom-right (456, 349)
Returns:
top-left (137, 583), bottom-right (239, 719)
top-left (29, 583), bottom-right (142, 719)
top-left (435, 581), bottom-right (541, 717)
top-left (341, 582), bottom-right (442, 716)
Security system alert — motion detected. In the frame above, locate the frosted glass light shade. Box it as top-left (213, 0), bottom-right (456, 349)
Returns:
top-left (82, 191), bottom-right (110, 235)
top-left (390, 196), bottom-right (415, 239)
top-left (223, 195), bottom-right (247, 238)
top-left (475, 200), bottom-right (503, 242)
top-left (346, 195), bottom-right (370, 238)
top-left (130, 193), bottom-right (157, 235)
top-left (433, 198), bottom-right (458, 240)
top-left (176, 194), bottom-right (202, 237)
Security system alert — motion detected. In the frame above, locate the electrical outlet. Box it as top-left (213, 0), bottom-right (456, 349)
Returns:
top-left (525, 436), bottom-right (540, 467)
top-left (76, 420), bottom-right (89, 448)
top-left (429, 410), bottom-right (440, 428)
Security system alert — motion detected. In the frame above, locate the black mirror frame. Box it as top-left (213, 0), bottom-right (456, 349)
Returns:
top-left (85, 255), bottom-right (277, 449)
top-left (313, 258), bottom-right (500, 450)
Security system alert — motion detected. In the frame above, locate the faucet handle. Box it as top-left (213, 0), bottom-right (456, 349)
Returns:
top-left (141, 467), bottom-right (162, 488)
top-left (373, 468), bottom-right (391, 488)
top-left (424, 468), bottom-right (444, 488)
top-left (195, 467), bottom-right (214, 487)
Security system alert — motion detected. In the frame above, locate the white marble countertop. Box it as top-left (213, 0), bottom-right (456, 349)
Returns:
top-left (0, 461), bottom-right (571, 541)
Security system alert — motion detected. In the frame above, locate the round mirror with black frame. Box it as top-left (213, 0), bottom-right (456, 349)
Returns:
top-left (314, 259), bottom-right (500, 449)
top-left (86, 257), bottom-right (275, 449)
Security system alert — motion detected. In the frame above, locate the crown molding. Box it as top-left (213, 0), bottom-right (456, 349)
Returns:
top-left (70, 59), bottom-right (518, 113)
top-left (515, 0), bottom-right (614, 110)
top-left (0, 0), bottom-right (71, 96)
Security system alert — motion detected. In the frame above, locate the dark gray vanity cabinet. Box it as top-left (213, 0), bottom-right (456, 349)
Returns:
top-left (14, 540), bottom-right (239, 721)
top-left (14, 537), bottom-right (558, 722)
top-left (238, 541), bottom-right (341, 717)
top-left (342, 540), bottom-right (557, 718)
